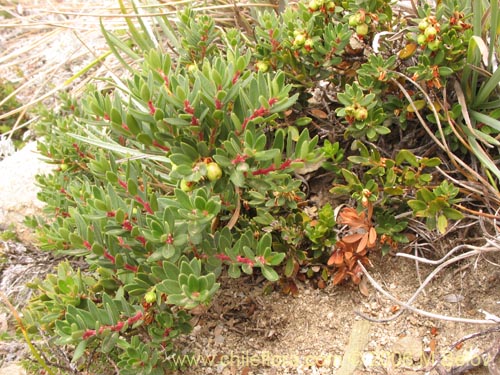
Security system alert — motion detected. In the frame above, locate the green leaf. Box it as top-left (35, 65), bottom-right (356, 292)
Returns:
top-left (72, 340), bottom-right (88, 362)
top-left (407, 199), bottom-right (427, 212)
top-left (261, 265), bottom-right (279, 282)
top-left (442, 207), bottom-right (464, 220)
top-left (437, 214), bottom-right (448, 234)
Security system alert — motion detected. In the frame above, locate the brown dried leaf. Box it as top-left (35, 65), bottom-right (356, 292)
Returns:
top-left (343, 232), bottom-right (364, 244)
top-left (333, 268), bottom-right (347, 285)
top-left (356, 233), bottom-right (368, 253)
top-left (327, 251), bottom-right (344, 266)
top-left (367, 227), bottom-right (377, 248)
top-left (309, 108), bottom-right (328, 119)
top-left (358, 276), bottom-right (370, 296)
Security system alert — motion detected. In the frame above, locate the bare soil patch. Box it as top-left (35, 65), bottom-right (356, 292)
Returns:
top-left (0, 2), bottom-right (499, 375)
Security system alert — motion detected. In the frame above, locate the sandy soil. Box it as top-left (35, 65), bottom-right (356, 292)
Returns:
top-left (0, 2), bottom-right (499, 375)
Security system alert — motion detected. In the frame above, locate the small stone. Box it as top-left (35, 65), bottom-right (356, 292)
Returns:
top-left (392, 336), bottom-right (423, 362)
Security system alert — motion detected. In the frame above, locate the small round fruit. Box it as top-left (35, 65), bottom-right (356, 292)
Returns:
top-left (348, 15), bottom-right (359, 26)
top-left (308, 0), bottom-right (320, 11)
top-left (180, 179), bottom-right (194, 192)
top-left (304, 38), bottom-right (314, 51)
top-left (60, 163), bottom-right (69, 171)
top-left (424, 26), bottom-right (437, 39)
top-left (354, 107), bottom-right (368, 121)
top-left (144, 291), bottom-right (157, 303)
top-left (418, 19), bottom-right (429, 31)
top-left (293, 33), bottom-right (306, 47)
top-left (417, 34), bottom-right (427, 46)
top-left (356, 23), bottom-right (369, 36)
top-left (256, 61), bottom-right (269, 72)
top-left (326, 1), bottom-right (335, 11)
top-left (206, 162), bottom-right (223, 181)
top-left (427, 39), bottom-right (441, 51)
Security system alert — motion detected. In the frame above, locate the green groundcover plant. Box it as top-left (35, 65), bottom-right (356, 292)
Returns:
top-left (20, 0), bottom-right (499, 373)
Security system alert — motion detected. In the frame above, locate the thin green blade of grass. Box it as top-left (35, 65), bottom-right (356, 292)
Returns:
top-left (468, 135), bottom-right (500, 184)
top-left (130, 0), bottom-right (159, 49)
top-left (462, 36), bottom-right (485, 103)
top-left (69, 131), bottom-right (170, 164)
top-left (488, 0), bottom-right (499, 70)
top-left (154, 12), bottom-right (182, 53)
top-left (470, 110), bottom-right (500, 133)
top-left (99, 18), bottom-right (139, 72)
top-left (474, 62), bottom-right (500, 106)
top-left (63, 50), bottom-right (112, 86)
top-left (118, 0), bottom-right (152, 52)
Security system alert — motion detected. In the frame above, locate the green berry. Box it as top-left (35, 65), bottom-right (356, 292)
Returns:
top-left (180, 179), bottom-right (194, 192)
top-left (308, 0), bottom-right (320, 11)
top-left (326, 1), bottom-right (335, 11)
top-left (424, 26), bottom-right (437, 39)
top-left (144, 291), bottom-right (157, 303)
top-left (256, 61), bottom-right (269, 72)
top-left (427, 39), bottom-right (441, 51)
top-left (349, 15), bottom-right (359, 27)
top-left (206, 162), bottom-right (222, 181)
top-left (354, 107), bottom-right (368, 121)
top-left (418, 19), bottom-right (429, 31)
top-left (417, 34), bottom-right (427, 46)
top-left (293, 33), bottom-right (306, 47)
top-left (304, 39), bottom-right (314, 50)
top-left (60, 163), bottom-right (69, 171)
top-left (356, 23), bottom-right (369, 36)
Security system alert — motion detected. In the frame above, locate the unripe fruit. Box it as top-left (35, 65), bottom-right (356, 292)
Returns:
top-left (348, 15), bottom-right (359, 27)
top-left (354, 107), bottom-right (368, 121)
top-left (60, 163), bottom-right (69, 171)
top-left (326, 1), bottom-right (335, 11)
top-left (293, 33), bottom-right (306, 47)
top-left (424, 26), bottom-right (437, 39)
top-left (144, 291), bottom-right (157, 303)
top-left (427, 39), bottom-right (441, 51)
top-left (417, 34), bottom-right (427, 46)
top-left (206, 162), bottom-right (222, 181)
top-left (418, 19), bottom-right (429, 31)
top-left (356, 23), bottom-right (369, 36)
top-left (308, 0), bottom-right (320, 11)
top-left (304, 38), bottom-right (314, 51)
top-left (256, 61), bottom-right (269, 72)
top-left (180, 179), bottom-right (194, 192)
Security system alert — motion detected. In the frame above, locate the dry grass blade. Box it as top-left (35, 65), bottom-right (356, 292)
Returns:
top-left (356, 235), bottom-right (500, 324)
top-left (390, 73), bottom-right (500, 205)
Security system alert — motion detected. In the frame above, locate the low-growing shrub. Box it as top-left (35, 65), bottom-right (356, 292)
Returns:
top-left (21, 0), bottom-right (499, 372)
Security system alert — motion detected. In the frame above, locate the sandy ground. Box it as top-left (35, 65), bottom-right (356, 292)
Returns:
top-left (0, 1), bottom-right (499, 375)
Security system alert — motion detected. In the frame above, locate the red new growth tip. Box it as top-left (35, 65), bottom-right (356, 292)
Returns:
top-left (103, 251), bottom-right (116, 263)
top-left (237, 255), bottom-right (254, 267)
top-left (111, 321), bottom-right (124, 332)
top-left (82, 329), bottom-right (96, 340)
top-left (231, 154), bottom-right (248, 164)
top-left (232, 71), bottom-right (241, 84)
top-left (268, 97), bottom-right (278, 106)
top-left (127, 311), bottom-right (143, 325)
top-left (136, 236), bottom-right (147, 246)
top-left (83, 240), bottom-right (92, 250)
top-left (215, 253), bottom-right (231, 262)
top-left (148, 100), bottom-right (156, 115)
top-left (124, 264), bottom-right (138, 272)
top-left (184, 100), bottom-right (195, 114)
top-left (122, 220), bottom-right (133, 231)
